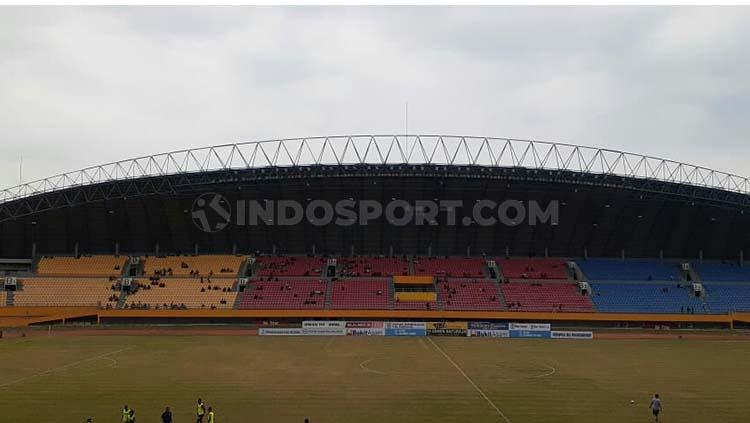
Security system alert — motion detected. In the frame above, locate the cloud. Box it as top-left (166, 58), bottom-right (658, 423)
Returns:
top-left (1, 6), bottom-right (749, 189)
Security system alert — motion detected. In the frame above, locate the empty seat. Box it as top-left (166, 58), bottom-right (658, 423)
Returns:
top-left (497, 258), bottom-right (568, 280)
top-left (13, 278), bottom-right (119, 307)
top-left (125, 278), bottom-right (236, 309)
top-left (437, 278), bottom-right (503, 311)
top-left (237, 278), bottom-right (327, 309)
top-left (330, 278), bottom-right (390, 310)
top-left (701, 283), bottom-right (750, 313)
top-left (338, 257), bottom-right (409, 277)
top-left (590, 282), bottom-right (703, 313)
top-left (255, 256), bottom-right (328, 277)
top-left (693, 262), bottom-right (750, 282)
top-left (578, 259), bottom-right (680, 281)
top-left (413, 257), bottom-right (485, 278)
top-left (142, 255), bottom-right (244, 278)
top-left (501, 282), bottom-right (593, 312)
top-left (37, 255), bottom-right (127, 277)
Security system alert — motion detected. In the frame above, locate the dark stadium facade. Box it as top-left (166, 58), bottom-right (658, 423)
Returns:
top-left (1, 135), bottom-right (748, 259)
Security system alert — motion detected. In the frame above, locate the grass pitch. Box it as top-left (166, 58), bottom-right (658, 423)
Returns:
top-left (0, 332), bottom-right (748, 422)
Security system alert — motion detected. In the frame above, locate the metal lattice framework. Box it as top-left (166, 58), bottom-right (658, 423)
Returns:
top-left (2, 135), bottom-right (749, 205)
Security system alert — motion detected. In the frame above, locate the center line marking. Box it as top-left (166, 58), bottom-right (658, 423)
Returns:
top-left (427, 337), bottom-right (512, 423)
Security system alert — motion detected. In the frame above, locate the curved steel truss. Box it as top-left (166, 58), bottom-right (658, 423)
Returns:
top-left (2, 135), bottom-right (749, 205)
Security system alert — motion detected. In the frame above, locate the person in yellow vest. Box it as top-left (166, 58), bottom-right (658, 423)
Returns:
top-left (121, 405), bottom-right (133, 423)
top-left (207, 407), bottom-right (215, 423)
top-left (196, 398), bottom-right (206, 423)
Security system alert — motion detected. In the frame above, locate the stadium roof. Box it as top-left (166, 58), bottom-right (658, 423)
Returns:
top-left (2, 134), bottom-right (749, 205)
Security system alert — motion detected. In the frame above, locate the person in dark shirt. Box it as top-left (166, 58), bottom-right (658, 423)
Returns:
top-left (161, 407), bottom-right (173, 423)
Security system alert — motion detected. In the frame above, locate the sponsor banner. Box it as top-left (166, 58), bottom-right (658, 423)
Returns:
top-left (346, 328), bottom-right (386, 336)
top-left (345, 321), bottom-right (385, 329)
top-left (426, 322), bottom-right (468, 336)
top-left (509, 329), bottom-right (551, 339)
top-left (384, 328), bottom-right (427, 336)
top-left (302, 321), bottom-right (346, 329)
top-left (386, 322), bottom-right (426, 330)
top-left (467, 329), bottom-right (510, 338)
top-left (508, 323), bottom-right (551, 331)
top-left (551, 331), bottom-right (593, 340)
top-left (259, 328), bottom-right (303, 336)
top-left (426, 321), bottom-right (468, 330)
top-left (301, 327), bottom-right (346, 336)
top-left (468, 321), bottom-right (509, 330)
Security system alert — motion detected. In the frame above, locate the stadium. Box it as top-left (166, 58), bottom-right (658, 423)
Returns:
top-left (1, 134), bottom-right (750, 422)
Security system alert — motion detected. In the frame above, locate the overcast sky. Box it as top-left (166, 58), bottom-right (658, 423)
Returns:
top-left (1, 6), bottom-right (749, 188)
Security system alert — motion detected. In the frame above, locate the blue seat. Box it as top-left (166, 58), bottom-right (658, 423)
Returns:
top-left (590, 282), bottom-right (704, 314)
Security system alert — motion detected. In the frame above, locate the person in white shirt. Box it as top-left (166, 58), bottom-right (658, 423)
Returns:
top-left (649, 393), bottom-right (662, 422)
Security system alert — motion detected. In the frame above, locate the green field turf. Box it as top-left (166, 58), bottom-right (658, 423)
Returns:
top-left (0, 333), bottom-right (749, 422)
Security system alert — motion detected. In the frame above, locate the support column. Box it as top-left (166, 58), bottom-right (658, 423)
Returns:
top-left (194, 243), bottom-right (199, 255)
top-left (620, 248), bottom-right (625, 261)
top-left (699, 249), bottom-right (704, 264)
top-left (232, 243), bottom-right (237, 255)
top-left (155, 243), bottom-right (160, 257)
top-left (659, 249), bottom-right (664, 264)
top-left (74, 242), bottom-right (79, 258)
top-left (740, 250), bottom-right (744, 267)
top-left (312, 244), bottom-right (316, 256)
top-left (505, 246), bottom-right (509, 259)
top-left (584, 247), bottom-right (588, 260)
top-left (544, 247), bottom-right (549, 258)
top-left (31, 242), bottom-right (37, 259)
top-left (115, 242), bottom-right (120, 257)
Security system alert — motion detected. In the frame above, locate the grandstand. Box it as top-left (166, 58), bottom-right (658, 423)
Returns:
top-left (3, 254), bottom-right (750, 315)
top-left (0, 135), bottom-right (747, 321)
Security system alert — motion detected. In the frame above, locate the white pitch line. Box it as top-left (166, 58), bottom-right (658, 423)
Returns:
top-left (532, 364), bottom-right (556, 379)
top-left (0, 347), bottom-right (132, 388)
top-left (359, 358), bottom-right (387, 375)
top-left (427, 337), bottom-right (512, 423)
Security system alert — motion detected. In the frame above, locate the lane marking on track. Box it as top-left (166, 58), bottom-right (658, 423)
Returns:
top-left (0, 347), bottom-right (133, 388)
top-left (427, 337), bottom-right (512, 423)
top-left (359, 358), bottom-right (387, 375)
